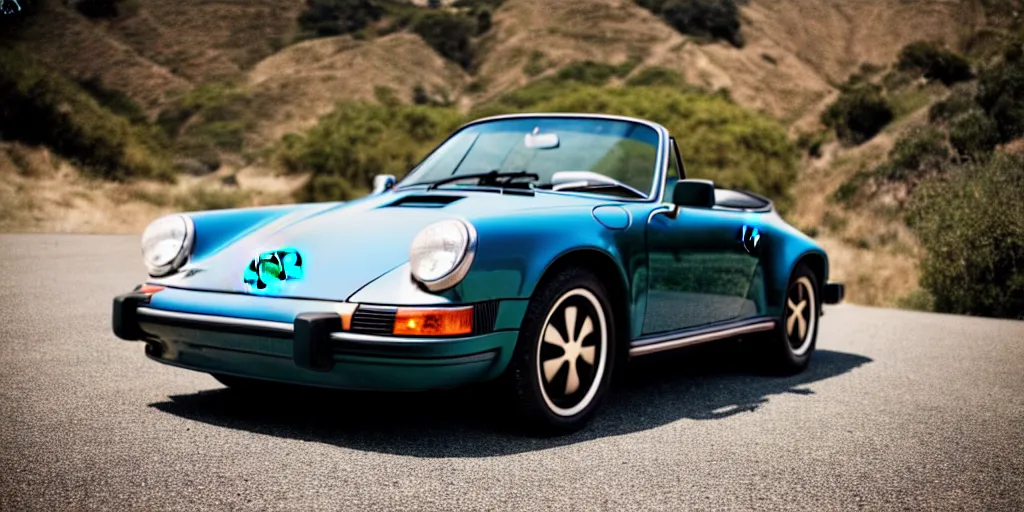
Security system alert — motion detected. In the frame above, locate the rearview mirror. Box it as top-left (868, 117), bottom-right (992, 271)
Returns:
top-left (672, 179), bottom-right (715, 208)
top-left (372, 174), bottom-right (396, 194)
top-left (524, 131), bottom-right (559, 149)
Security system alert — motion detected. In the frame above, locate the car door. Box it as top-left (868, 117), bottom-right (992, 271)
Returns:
top-left (642, 139), bottom-right (762, 335)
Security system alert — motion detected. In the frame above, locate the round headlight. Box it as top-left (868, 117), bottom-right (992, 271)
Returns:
top-left (141, 215), bottom-right (194, 277)
top-left (409, 219), bottom-right (476, 291)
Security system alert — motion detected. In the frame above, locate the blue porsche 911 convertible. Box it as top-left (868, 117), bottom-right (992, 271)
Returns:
top-left (113, 113), bottom-right (844, 434)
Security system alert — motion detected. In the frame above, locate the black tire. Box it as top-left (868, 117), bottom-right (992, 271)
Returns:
top-left (760, 263), bottom-right (820, 374)
top-left (503, 267), bottom-right (617, 436)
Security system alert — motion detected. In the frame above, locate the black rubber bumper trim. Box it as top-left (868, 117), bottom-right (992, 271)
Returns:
top-left (112, 292), bottom-right (152, 341)
top-left (294, 313), bottom-right (341, 372)
top-left (823, 282), bottom-right (845, 304)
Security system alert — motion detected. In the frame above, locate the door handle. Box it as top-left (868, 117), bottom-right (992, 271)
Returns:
top-left (740, 225), bottom-right (761, 254)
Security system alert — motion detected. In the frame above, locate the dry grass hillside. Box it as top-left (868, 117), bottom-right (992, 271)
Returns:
top-left (1, 0), bottom-right (1006, 307)
top-left (13, 2), bottom-right (189, 111)
top-left (473, 0), bottom-right (980, 128)
top-left (247, 33), bottom-right (469, 143)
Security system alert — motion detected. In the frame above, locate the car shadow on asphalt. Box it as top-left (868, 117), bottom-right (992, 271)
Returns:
top-left (150, 344), bottom-right (872, 457)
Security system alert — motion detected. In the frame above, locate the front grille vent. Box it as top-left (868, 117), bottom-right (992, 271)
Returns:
top-left (349, 306), bottom-right (397, 335)
top-left (473, 300), bottom-right (499, 335)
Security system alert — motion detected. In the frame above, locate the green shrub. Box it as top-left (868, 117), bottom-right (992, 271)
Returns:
top-left (975, 54), bottom-right (1024, 143)
top-left (522, 50), bottom-right (548, 77)
top-left (928, 83), bottom-right (978, 123)
top-left (821, 83), bottom-right (894, 145)
top-left (412, 10), bottom-right (477, 69)
top-left (834, 126), bottom-right (951, 205)
top-left (897, 41), bottom-right (973, 86)
top-left (909, 153), bottom-right (1024, 318)
top-left (277, 101), bottom-right (464, 201)
top-left (625, 66), bottom-right (684, 87)
top-left (636, 0), bottom-right (744, 47)
top-left (555, 61), bottom-right (624, 85)
top-left (158, 82), bottom-right (255, 154)
top-left (298, 0), bottom-right (385, 37)
top-left (0, 49), bottom-right (171, 181)
top-left (72, 0), bottom-right (123, 19)
top-left (876, 126), bottom-right (951, 183)
top-left (948, 108), bottom-right (1000, 158)
top-left (77, 76), bottom-right (148, 125)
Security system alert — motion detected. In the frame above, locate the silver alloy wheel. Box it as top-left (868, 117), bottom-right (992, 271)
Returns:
top-left (536, 288), bottom-right (608, 417)
top-left (786, 276), bottom-right (817, 356)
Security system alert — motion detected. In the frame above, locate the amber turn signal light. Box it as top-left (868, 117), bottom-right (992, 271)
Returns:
top-left (393, 306), bottom-right (473, 336)
top-left (137, 284), bottom-right (165, 295)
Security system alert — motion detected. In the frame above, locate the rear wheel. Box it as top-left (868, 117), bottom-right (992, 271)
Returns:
top-left (504, 268), bottom-right (616, 435)
top-left (760, 263), bottom-right (819, 374)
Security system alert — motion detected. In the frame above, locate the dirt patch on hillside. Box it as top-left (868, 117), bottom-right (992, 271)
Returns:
top-left (246, 33), bottom-right (469, 144)
top-left (107, 0), bottom-right (305, 83)
top-left (12, 3), bottom-right (190, 112)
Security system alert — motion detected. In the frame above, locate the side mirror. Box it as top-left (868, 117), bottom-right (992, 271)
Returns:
top-left (672, 179), bottom-right (715, 208)
top-left (372, 174), bottom-right (397, 194)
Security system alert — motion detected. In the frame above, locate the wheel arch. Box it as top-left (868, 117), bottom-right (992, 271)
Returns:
top-left (534, 248), bottom-right (632, 360)
top-left (793, 251), bottom-right (828, 296)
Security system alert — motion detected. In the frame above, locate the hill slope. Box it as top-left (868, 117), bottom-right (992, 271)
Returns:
top-left (0, 0), bottom-right (1004, 308)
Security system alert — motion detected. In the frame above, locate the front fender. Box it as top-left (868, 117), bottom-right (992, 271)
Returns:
top-left (349, 206), bottom-right (640, 305)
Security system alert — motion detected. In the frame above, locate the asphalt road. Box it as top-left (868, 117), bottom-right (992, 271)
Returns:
top-left (2, 234), bottom-right (1023, 511)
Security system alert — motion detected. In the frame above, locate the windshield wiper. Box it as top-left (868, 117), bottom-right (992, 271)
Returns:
top-left (425, 170), bottom-right (539, 191)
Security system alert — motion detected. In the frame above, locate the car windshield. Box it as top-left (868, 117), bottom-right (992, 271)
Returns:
top-left (398, 117), bottom-right (661, 199)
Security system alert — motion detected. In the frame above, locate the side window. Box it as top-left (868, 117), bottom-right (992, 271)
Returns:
top-left (665, 137), bottom-right (684, 200)
top-left (669, 137), bottom-right (684, 179)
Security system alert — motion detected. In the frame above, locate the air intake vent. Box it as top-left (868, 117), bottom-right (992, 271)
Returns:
top-left (386, 194), bottom-right (464, 208)
top-left (473, 300), bottom-right (499, 335)
top-left (349, 306), bottom-right (397, 335)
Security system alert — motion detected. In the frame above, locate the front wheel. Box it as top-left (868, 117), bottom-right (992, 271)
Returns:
top-left (504, 268), bottom-right (616, 435)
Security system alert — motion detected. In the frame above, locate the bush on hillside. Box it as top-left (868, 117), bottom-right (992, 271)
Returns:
top-left (909, 153), bottom-right (1024, 319)
top-left (948, 108), bottom-right (1000, 158)
top-left (298, 0), bottom-right (385, 37)
top-left (77, 76), bottom-right (148, 125)
top-left (411, 10), bottom-right (478, 69)
top-left (157, 82), bottom-right (254, 154)
top-left (0, 49), bottom-right (171, 181)
top-left (636, 0), bottom-right (744, 47)
top-left (928, 83), bottom-right (978, 123)
top-left (276, 102), bottom-right (464, 201)
top-left (874, 126), bottom-right (951, 184)
top-left (821, 84), bottom-right (894, 145)
top-left (625, 67), bottom-right (684, 87)
top-left (555, 61), bottom-right (632, 85)
top-left (897, 41), bottom-right (973, 86)
top-left (71, 0), bottom-right (123, 19)
top-left (975, 53), bottom-right (1024, 143)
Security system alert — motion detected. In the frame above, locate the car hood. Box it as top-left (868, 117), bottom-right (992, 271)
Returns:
top-left (154, 189), bottom-right (605, 301)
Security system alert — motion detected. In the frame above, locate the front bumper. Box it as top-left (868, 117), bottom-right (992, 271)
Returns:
top-left (113, 291), bottom-right (521, 391)
top-left (823, 282), bottom-right (845, 304)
